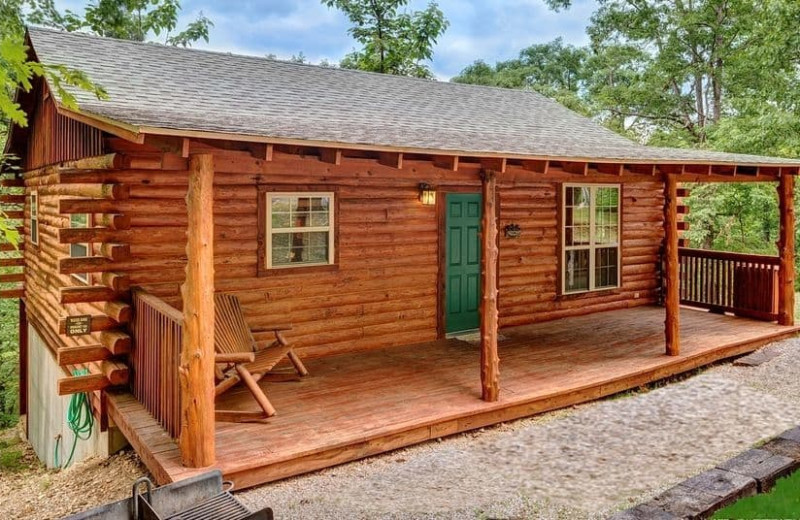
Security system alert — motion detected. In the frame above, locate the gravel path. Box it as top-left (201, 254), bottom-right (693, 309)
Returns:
top-left (239, 338), bottom-right (800, 519)
top-left (0, 433), bottom-right (146, 520)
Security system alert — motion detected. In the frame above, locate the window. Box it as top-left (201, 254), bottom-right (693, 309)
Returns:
top-left (562, 184), bottom-right (620, 294)
top-left (70, 213), bottom-right (90, 284)
top-left (266, 193), bottom-right (334, 269)
top-left (30, 191), bottom-right (38, 245)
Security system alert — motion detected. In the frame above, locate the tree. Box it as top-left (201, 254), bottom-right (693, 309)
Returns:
top-left (452, 38), bottom-right (590, 114)
top-left (322, 0), bottom-right (448, 78)
top-left (541, 0), bottom-right (800, 150)
top-left (27, 0), bottom-right (213, 47)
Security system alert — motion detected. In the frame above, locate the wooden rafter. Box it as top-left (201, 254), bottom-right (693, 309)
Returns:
top-left (432, 155), bottom-right (459, 171)
top-left (378, 152), bottom-right (403, 169)
top-left (319, 148), bottom-right (342, 165)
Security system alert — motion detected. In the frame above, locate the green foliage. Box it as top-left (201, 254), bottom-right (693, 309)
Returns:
top-left (323, 0), bottom-right (448, 78)
top-left (0, 436), bottom-right (25, 470)
top-left (30, 0), bottom-right (213, 46)
top-left (452, 38), bottom-right (591, 114)
top-left (713, 469), bottom-right (800, 518)
top-left (684, 183), bottom-right (779, 254)
top-left (0, 296), bottom-right (19, 427)
top-left (455, 0), bottom-right (800, 287)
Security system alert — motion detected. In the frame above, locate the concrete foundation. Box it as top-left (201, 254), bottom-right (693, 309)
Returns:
top-left (26, 324), bottom-right (125, 468)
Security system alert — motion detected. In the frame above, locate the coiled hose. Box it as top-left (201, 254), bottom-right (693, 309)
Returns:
top-left (53, 368), bottom-right (94, 469)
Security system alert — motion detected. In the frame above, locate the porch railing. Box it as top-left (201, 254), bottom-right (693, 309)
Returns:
top-left (130, 288), bottom-right (183, 439)
top-left (678, 247), bottom-right (780, 321)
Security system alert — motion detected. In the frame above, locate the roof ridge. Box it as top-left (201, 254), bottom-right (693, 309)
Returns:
top-left (26, 25), bottom-right (588, 102)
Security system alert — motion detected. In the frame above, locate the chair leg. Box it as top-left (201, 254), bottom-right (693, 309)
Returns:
top-left (215, 374), bottom-right (241, 397)
top-left (236, 364), bottom-right (277, 417)
top-left (287, 350), bottom-right (309, 377)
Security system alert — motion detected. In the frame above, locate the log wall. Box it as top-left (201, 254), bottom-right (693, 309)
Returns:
top-left (24, 132), bottom-right (667, 364)
top-left (25, 140), bottom-right (663, 361)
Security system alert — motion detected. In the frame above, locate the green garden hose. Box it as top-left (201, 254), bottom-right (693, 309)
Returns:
top-left (53, 368), bottom-right (94, 469)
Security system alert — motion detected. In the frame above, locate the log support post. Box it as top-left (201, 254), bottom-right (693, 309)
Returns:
top-left (664, 174), bottom-right (680, 356)
top-left (778, 172), bottom-right (795, 326)
top-left (179, 154), bottom-right (216, 467)
top-left (480, 170), bottom-right (500, 402)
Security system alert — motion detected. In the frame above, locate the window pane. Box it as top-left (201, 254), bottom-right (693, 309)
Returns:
top-left (567, 186), bottom-right (590, 207)
top-left (271, 212), bottom-right (290, 228)
top-left (272, 231), bottom-right (330, 266)
top-left (310, 197), bottom-right (329, 212)
top-left (272, 197), bottom-right (290, 212)
top-left (596, 187), bottom-right (619, 208)
top-left (310, 211), bottom-right (329, 227)
top-left (71, 214), bottom-right (88, 228)
top-left (71, 243), bottom-right (88, 257)
top-left (595, 247), bottom-right (619, 288)
top-left (292, 197), bottom-right (310, 212)
top-left (565, 249), bottom-right (590, 292)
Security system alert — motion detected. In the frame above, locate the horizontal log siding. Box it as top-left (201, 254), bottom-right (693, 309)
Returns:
top-left (28, 139), bottom-right (666, 361)
top-left (498, 181), bottom-right (664, 327)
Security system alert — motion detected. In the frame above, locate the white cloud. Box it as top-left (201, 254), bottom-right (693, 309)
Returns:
top-left (49, 0), bottom-right (597, 78)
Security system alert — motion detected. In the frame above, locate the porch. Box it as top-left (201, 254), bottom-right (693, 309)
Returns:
top-left (107, 304), bottom-right (800, 489)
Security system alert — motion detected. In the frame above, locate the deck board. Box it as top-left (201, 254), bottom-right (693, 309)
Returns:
top-left (108, 306), bottom-right (800, 489)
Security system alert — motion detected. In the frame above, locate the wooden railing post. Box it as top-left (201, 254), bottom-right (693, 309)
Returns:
top-left (664, 174), bottom-right (680, 355)
top-left (480, 170), bottom-right (500, 402)
top-left (778, 172), bottom-right (795, 326)
top-left (179, 153), bottom-right (216, 467)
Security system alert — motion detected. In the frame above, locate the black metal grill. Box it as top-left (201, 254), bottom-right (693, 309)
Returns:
top-left (133, 477), bottom-right (273, 520)
top-left (163, 491), bottom-right (252, 520)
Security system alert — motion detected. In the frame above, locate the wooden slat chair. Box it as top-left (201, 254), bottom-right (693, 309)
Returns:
top-left (213, 293), bottom-right (308, 422)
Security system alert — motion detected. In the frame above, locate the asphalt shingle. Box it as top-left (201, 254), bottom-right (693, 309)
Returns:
top-left (26, 27), bottom-right (800, 166)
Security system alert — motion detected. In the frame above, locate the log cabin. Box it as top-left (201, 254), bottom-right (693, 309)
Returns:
top-left (5, 26), bottom-right (800, 487)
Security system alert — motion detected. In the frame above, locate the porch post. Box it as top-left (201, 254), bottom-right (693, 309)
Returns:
top-left (664, 174), bottom-right (680, 356)
top-left (179, 153), bottom-right (216, 467)
top-left (480, 170), bottom-right (500, 402)
top-left (778, 171), bottom-right (795, 326)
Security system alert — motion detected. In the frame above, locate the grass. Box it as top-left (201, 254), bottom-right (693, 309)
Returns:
top-left (713, 470), bottom-right (800, 519)
top-left (0, 436), bottom-right (26, 471)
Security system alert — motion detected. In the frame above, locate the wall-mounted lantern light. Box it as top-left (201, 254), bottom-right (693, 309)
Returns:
top-left (504, 223), bottom-right (521, 238)
top-left (419, 183), bottom-right (436, 206)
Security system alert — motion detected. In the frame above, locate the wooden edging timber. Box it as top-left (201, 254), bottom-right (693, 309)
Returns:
top-left (611, 426), bottom-right (800, 519)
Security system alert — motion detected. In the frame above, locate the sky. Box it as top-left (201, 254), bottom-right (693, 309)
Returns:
top-left (52, 0), bottom-right (597, 80)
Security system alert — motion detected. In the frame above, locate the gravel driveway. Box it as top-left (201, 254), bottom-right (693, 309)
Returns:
top-left (239, 337), bottom-right (800, 519)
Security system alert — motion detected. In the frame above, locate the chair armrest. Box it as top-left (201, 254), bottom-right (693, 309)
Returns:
top-left (215, 352), bottom-right (256, 364)
top-left (251, 324), bottom-right (293, 333)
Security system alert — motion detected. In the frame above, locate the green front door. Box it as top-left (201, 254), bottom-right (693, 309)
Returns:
top-left (445, 193), bottom-right (482, 333)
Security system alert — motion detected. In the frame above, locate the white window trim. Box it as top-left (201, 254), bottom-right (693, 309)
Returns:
top-left (561, 183), bottom-right (621, 295)
top-left (266, 192), bottom-right (335, 269)
top-left (30, 190), bottom-right (39, 246)
top-left (70, 213), bottom-right (90, 284)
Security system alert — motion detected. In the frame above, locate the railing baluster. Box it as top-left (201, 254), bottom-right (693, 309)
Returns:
top-left (130, 289), bottom-right (184, 439)
top-left (677, 248), bottom-right (780, 322)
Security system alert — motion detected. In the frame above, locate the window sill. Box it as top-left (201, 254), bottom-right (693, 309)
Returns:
top-left (557, 288), bottom-right (621, 301)
top-left (257, 263), bottom-right (339, 277)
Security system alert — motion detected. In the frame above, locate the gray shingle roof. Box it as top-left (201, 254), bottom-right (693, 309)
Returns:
top-left (26, 27), bottom-right (800, 166)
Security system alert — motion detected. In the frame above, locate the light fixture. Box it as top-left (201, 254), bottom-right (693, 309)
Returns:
top-left (419, 182), bottom-right (436, 206)
top-left (504, 223), bottom-right (521, 238)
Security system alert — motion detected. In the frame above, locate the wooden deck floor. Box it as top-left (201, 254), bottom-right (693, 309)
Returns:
top-left (108, 306), bottom-right (800, 489)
